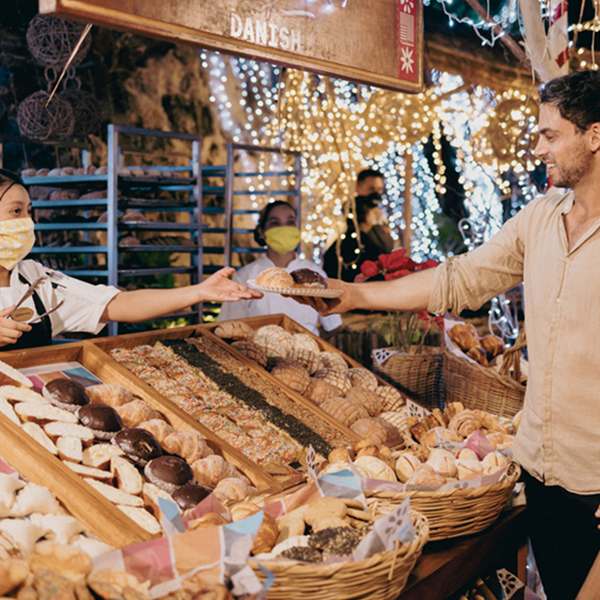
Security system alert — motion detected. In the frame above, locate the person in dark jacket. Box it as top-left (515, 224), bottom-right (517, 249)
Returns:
top-left (324, 169), bottom-right (395, 281)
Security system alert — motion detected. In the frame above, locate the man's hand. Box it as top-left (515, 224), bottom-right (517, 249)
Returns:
top-left (288, 279), bottom-right (356, 315)
top-left (194, 267), bottom-right (262, 302)
top-left (0, 306), bottom-right (32, 347)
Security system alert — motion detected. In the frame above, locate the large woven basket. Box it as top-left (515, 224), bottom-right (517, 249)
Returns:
top-left (443, 335), bottom-right (526, 418)
top-left (251, 511), bottom-right (429, 600)
top-left (367, 463), bottom-right (521, 541)
top-left (375, 346), bottom-right (444, 409)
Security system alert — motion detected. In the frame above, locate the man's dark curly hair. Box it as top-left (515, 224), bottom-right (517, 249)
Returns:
top-left (539, 71), bottom-right (600, 132)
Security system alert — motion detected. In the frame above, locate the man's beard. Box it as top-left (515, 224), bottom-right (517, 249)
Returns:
top-left (551, 151), bottom-right (592, 188)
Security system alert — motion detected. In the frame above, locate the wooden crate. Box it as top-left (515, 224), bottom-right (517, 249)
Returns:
top-left (202, 314), bottom-right (400, 429)
top-left (88, 325), bottom-right (358, 458)
top-left (0, 340), bottom-right (277, 545)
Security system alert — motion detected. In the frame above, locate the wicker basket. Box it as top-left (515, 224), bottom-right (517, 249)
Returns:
top-left (376, 346), bottom-right (444, 409)
top-left (443, 336), bottom-right (526, 418)
top-left (250, 511), bottom-right (429, 600)
top-left (367, 463), bottom-right (521, 541)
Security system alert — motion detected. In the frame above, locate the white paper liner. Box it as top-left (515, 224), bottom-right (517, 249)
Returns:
top-left (247, 279), bottom-right (342, 299)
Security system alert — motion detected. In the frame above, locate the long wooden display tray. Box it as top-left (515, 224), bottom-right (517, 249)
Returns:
top-left (201, 313), bottom-right (399, 428)
top-left (88, 324), bottom-right (359, 451)
top-left (0, 341), bottom-right (277, 546)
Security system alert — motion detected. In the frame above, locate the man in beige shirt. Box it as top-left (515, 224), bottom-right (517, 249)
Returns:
top-left (303, 71), bottom-right (600, 598)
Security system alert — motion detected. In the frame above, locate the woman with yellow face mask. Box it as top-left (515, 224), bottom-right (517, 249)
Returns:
top-left (219, 201), bottom-right (342, 336)
top-left (0, 170), bottom-right (261, 349)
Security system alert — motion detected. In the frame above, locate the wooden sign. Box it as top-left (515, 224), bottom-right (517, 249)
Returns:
top-left (39, 0), bottom-right (423, 92)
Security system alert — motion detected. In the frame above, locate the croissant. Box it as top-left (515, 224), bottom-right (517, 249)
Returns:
top-left (448, 409), bottom-right (483, 438)
top-left (213, 477), bottom-right (252, 503)
top-left (138, 418), bottom-right (174, 444)
top-left (86, 384), bottom-right (134, 408)
top-left (162, 431), bottom-right (211, 463)
top-left (467, 346), bottom-right (488, 366)
top-left (116, 400), bottom-right (163, 428)
top-left (449, 323), bottom-right (480, 352)
top-left (191, 455), bottom-right (238, 488)
top-left (252, 512), bottom-right (279, 554)
top-left (480, 335), bottom-right (504, 358)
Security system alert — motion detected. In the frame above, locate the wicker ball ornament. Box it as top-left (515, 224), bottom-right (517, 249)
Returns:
top-left (26, 15), bottom-right (91, 67)
top-left (60, 88), bottom-right (102, 136)
top-left (17, 90), bottom-right (74, 141)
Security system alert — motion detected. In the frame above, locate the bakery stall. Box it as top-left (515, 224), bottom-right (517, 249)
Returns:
top-left (0, 305), bottom-right (528, 598)
top-left (0, 1), bottom-right (547, 598)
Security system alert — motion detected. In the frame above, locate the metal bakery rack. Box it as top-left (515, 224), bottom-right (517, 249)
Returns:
top-left (18, 125), bottom-right (302, 337)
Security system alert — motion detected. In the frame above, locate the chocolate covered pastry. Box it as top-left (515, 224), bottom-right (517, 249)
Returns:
top-left (290, 268), bottom-right (327, 288)
top-left (42, 379), bottom-right (90, 413)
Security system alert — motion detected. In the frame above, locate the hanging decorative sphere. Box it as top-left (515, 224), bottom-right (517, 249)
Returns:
top-left (17, 90), bottom-right (74, 141)
top-left (26, 15), bottom-right (91, 68)
top-left (60, 88), bottom-right (103, 136)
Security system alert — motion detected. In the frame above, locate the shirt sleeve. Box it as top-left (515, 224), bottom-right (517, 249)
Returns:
top-left (427, 205), bottom-right (530, 315)
top-left (45, 270), bottom-right (121, 335)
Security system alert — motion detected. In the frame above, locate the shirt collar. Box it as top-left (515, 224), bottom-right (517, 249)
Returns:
top-left (559, 190), bottom-right (575, 215)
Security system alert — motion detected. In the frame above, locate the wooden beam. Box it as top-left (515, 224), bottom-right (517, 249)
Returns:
top-left (463, 0), bottom-right (530, 68)
top-left (403, 152), bottom-right (413, 254)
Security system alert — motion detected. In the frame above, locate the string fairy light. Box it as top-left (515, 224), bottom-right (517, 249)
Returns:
top-left (200, 49), bottom-right (541, 262)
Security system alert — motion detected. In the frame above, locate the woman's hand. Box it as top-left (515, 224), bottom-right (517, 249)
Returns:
top-left (0, 306), bottom-right (32, 347)
top-left (194, 267), bottom-right (262, 302)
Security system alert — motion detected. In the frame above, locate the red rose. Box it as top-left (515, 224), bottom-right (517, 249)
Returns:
top-left (415, 259), bottom-right (439, 271)
top-left (378, 249), bottom-right (405, 271)
top-left (360, 260), bottom-right (380, 279)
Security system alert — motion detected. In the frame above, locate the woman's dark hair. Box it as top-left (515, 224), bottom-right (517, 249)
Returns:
top-left (539, 71), bottom-right (600, 132)
top-left (253, 200), bottom-right (297, 246)
top-left (0, 169), bottom-right (25, 203)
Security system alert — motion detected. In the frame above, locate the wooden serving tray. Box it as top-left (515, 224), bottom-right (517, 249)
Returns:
top-left (0, 341), bottom-right (278, 544)
top-left (201, 314), bottom-right (398, 432)
top-left (0, 411), bottom-right (148, 547)
top-left (90, 325), bottom-right (361, 451)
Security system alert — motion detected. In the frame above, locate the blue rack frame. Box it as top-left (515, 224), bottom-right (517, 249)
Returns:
top-left (21, 127), bottom-right (303, 337)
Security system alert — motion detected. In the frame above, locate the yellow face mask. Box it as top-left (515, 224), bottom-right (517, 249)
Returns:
top-left (0, 217), bottom-right (35, 270)
top-left (264, 225), bottom-right (301, 255)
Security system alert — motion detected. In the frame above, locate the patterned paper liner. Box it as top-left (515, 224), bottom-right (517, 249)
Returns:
top-left (247, 279), bottom-right (343, 299)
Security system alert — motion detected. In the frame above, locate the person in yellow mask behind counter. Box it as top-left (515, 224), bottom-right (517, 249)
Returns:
top-left (0, 169), bottom-right (261, 349)
top-left (219, 200), bottom-right (342, 336)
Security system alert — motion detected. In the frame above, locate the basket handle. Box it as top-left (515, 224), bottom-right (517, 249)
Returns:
top-left (499, 330), bottom-right (526, 380)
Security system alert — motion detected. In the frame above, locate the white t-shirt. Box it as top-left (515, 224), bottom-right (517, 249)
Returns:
top-left (218, 257), bottom-right (342, 336)
top-left (0, 260), bottom-right (120, 337)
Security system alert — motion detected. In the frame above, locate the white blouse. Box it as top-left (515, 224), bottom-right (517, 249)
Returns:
top-left (218, 256), bottom-right (343, 336)
top-left (0, 260), bottom-right (120, 337)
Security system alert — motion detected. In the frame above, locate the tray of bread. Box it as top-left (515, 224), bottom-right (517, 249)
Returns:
top-left (247, 267), bottom-right (342, 299)
top-left (0, 352), bottom-right (269, 540)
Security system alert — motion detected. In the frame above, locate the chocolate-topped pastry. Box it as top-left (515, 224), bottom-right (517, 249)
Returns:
top-left (171, 483), bottom-right (211, 511)
top-left (144, 455), bottom-right (193, 494)
top-left (78, 404), bottom-right (123, 440)
top-left (43, 378), bottom-right (90, 412)
top-left (113, 428), bottom-right (162, 465)
top-left (290, 268), bottom-right (327, 288)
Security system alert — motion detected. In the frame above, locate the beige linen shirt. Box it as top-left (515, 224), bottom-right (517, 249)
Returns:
top-left (429, 186), bottom-right (600, 494)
